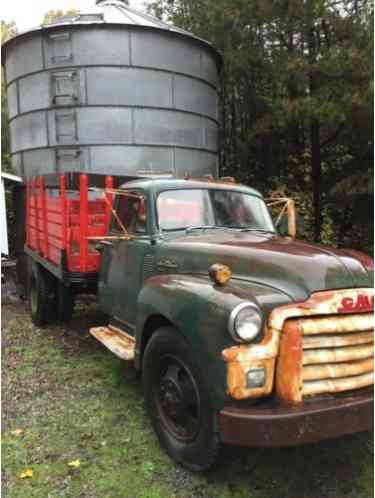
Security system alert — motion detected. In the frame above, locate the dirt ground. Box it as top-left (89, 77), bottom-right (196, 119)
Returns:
top-left (2, 274), bottom-right (374, 498)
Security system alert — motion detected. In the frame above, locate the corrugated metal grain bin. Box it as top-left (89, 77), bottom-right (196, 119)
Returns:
top-left (2, 0), bottom-right (221, 180)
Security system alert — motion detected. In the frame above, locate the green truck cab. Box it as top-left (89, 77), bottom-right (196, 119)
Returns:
top-left (90, 177), bottom-right (374, 471)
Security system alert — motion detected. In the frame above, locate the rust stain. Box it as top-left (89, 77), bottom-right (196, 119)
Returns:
top-left (275, 320), bottom-right (303, 404)
top-left (223, 288), bottom-right (374, 402)
top-left (222, 327), bottom-right (279, 400)
top-left (303, 372), bottom-right (374, 397)
top-left (299, 314), bottom-right (373, 335)
top-left (208, 263), bottom-right (232, 285)
top-left (303, 330), bottom-right (373, 349)
top-left (303, 358), bottom-right (374, 381)
top-left (269, 288), bottom-right (374, 331)
top-left (303, 343), bottom-right (374, 365)
top-left (90, 326), bottom-right (135, 361)
top-left (274, 289), bottom-right (373, 402)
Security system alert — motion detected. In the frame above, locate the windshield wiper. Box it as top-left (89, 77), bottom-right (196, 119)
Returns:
top-left (237, 228), bottom-right (275, 234)
top-left (185, 225), bottom-right (220, 233)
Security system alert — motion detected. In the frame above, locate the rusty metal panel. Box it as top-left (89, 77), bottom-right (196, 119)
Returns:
top-left (303, 330), bottom-right (373, 349)
top-left (222, 328), bottom-right (280, 400)
top-left (269, 288), bottom-right (374, 331)
top-left (275, 320), bottom-right (303, 404)
top-left (299, 313), bottom-right (373, 335)
top-left (90, 325), bottom-right (135, 360)
top-left (303, 358), bottom-right (374, 381)
top-left (303, 343), bottom-right (374, 365)
top-left (303, 372), bottom-right (374, 396)
top-left (219, 390), bottom-right (374, 448)
top-left (273, 288), bottom-right (374, 404)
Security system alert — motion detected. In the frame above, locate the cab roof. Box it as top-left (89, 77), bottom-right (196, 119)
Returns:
top-left (119, 178), bottom-right (263, 198)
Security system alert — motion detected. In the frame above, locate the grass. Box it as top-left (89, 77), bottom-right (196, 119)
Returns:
top-left (2, 299), bottom-right (374, 498)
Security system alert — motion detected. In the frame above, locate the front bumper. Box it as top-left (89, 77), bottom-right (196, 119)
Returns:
top-left (219, 389), bottom-right (373, 447)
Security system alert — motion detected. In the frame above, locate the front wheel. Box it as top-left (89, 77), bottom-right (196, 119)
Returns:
top-left (142, 327), bottom-right (220, 471)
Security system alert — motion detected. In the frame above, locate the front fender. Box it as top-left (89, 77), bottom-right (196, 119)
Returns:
top-left (135, 274), bottom-right (293, 409)
top-left (136, 274), bottom-right (249, 408)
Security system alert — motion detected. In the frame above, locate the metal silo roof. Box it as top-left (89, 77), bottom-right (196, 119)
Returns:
top-left (3, 0), bottom-right (221, 65)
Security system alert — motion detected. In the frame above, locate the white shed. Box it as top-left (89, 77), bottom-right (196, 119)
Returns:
top-left (1, 172), bottom-right (23, 256)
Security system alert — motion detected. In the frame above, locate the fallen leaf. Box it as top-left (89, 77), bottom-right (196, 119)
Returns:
top-left (19, 469), bottom-right (33, 479)
top-left (11, 429), bottom-right (24, 437)
top-left (68, 460), bottom-right (81, 468)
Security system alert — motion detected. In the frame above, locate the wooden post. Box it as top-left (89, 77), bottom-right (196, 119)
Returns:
top-left (60, 174), bottom-right (67, 251)
top-left (287, 199), bottom-right (296, 239)
top-left (39, 177), bottom-right (49, 259)
top-left (105, 175), bottom-right (114, 231)
top-left (79, 174), bottom-right (89, 272)
top-left (25, 181), bottom-right (30, 247)
top-left (33, 178), bottom-right (41, 254)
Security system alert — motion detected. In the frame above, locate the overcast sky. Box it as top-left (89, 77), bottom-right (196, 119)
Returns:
top-left (1, 0), bottom-right (148, 32)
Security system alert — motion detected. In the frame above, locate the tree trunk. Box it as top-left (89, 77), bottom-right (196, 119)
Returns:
top-left (311, 119), bottom-right (322, 242)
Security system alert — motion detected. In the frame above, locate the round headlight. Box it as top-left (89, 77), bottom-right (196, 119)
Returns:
top-left (229, 302), bottom-right (263, 342)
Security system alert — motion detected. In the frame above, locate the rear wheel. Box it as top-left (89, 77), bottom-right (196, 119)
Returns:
top-left (142, 327), bottom-right (220, 471)
top-left (57, 282), bottom-right (75, 322)
top-left (29, 264), bottom-right (56, 327)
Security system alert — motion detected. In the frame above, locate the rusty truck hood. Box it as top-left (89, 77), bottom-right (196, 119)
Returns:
top-left (159, 231), bottom-right (372, 302)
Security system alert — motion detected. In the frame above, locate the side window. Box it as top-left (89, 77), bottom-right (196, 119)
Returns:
top-left (112, 192), bottom-right (147, 235)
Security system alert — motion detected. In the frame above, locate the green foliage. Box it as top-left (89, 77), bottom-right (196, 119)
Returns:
top-left (42, 9), bottom-right (79, 24)
top-left (1, 3), bottom-right (373, 253)
top-left (149, 0), bottom-right (373, 252)
top-left (1, 20), bottom-right (17, 44)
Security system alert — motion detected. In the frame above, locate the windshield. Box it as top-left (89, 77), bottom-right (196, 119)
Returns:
top-left (157, 189), bottom-right (275, 232)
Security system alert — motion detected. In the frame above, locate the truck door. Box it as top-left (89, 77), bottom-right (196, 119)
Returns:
top-left (98, 190), bottom-right (151, 331)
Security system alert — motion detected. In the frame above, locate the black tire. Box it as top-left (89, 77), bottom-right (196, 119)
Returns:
top-left (57, 282), bottom-right (75, 322)
top-left (142, 327), bottom-right (220, 471)
top-left (29, 264), bottom-right (56, 327)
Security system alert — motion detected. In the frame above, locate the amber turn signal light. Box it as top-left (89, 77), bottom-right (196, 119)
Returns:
top-left (209, 264), bottom-right (232, 285)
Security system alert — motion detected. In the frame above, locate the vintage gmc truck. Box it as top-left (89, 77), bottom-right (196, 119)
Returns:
top-left (26, 175), bottom-right (374, 471)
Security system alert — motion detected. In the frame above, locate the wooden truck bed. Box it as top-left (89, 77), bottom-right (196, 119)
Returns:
top-left (25, 174), bottom-right (113, 282)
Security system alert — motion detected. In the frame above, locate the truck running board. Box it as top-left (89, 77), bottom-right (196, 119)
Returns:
top-left (90, 325), bottom-right (135, 361)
